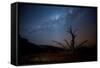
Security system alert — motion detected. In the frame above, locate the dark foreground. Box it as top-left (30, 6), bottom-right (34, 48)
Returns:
top-left (18, 36), bottom-right (97, 65)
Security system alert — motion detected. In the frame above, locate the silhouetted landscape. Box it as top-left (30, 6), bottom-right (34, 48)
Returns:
top-left (18, 35), bottom-right (97, 65)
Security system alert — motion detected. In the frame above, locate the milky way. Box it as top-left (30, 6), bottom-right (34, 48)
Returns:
top-left (19, 4), bottom-right (97, 46)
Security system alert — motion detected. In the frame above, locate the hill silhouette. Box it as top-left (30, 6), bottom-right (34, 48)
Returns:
top-left (18, 35), bottom-right (65, 63)
top-left (18, 35), bottom-right (97, 65)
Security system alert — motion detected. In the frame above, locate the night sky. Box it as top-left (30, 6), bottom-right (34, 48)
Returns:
top-left (18, 4), bottom-right (97, 46)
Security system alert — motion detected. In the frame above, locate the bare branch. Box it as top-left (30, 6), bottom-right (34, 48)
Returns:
top-left (73, 29), bottom-right (78, 34)
top-left (67, 25), bottom-right (73, 34)
top-left (52, 40), bottom-right (66, 49)
top-left (64, 39), bottom-right (71, 49)
top-left (67, 25), bottom-right (77, 51)
top-left (78, 40), bottom-right (88, 48)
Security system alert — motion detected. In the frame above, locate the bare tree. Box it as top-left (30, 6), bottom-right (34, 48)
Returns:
top-left (66, 25), bottom-right (76, 52)
top-left (53, 25), bottom-right (88, 53)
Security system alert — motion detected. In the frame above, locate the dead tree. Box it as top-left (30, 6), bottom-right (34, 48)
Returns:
top-left (66, 25), bottom-right (76, 52)
top-left (53, 25), bottom-right (88, 53)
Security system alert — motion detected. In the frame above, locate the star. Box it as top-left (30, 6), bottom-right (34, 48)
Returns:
top-left (69, 8), bottom-right (73, 14)
top-left (55, 15), bottom-right (60, 20)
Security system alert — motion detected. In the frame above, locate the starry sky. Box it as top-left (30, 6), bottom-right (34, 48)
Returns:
top-left (18, 3), bottom-right (97, 46)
